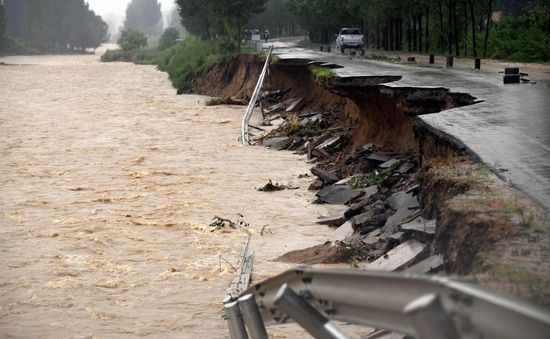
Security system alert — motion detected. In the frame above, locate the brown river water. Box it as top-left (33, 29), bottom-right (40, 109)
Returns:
top-left (0, 49), bottom-right (364, 338)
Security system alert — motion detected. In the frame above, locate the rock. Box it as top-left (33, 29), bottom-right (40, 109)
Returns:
top-left (405, 254), bottom-right (445, 273)
top-left (308, 179), bottom-right (324, 191)
top-left (316, 185), bottom-right (364, 205)
top-left (359, 239), bottom-right (427, 271)
top-left (262, 136), bottom-right (292, 150)
top-left (311, 166), bottom-right (339, 184)
top-left (379, 158), bottom-right (399, 169)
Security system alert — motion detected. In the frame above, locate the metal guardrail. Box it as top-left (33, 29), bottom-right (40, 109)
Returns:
top-left (223, 267), bottom-right (550, 339)
top-left (241, 46), bottom-right (273, 145)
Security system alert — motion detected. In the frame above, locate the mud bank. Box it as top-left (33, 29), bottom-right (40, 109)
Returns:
top-left (195, 54), bottom-right (550, 305)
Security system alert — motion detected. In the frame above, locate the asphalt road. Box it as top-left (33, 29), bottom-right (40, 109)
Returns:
top-left (265, 41), bottom-right (550, 211)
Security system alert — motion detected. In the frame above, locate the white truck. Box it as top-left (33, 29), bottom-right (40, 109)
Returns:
top-left (336, 28), bottom-right (365, 54)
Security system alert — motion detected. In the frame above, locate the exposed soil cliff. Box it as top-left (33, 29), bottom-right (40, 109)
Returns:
top-left (194, 54), bottom-right (550, 305)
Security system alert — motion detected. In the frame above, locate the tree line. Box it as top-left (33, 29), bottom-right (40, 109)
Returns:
top-left (2, 0), bottom-right (108, 53)
top-left (176, 0), bottom-right (268, 51)
top-left (282, 0), bottom-right (550, 61)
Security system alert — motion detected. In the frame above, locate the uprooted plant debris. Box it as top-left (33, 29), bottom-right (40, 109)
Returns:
top-left (209, 214), bottom-right (249, 231)
top-left (257, 179), bottom-right (299, 192)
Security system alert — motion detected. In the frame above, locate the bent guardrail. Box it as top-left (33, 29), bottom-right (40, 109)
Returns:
top-left (223, 267), bottom-right (550, 339)
top-left (241, 46), bottom-right (273, 145)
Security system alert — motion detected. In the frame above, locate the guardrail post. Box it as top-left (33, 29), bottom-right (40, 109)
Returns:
top-left (404, 293), bottom-right (459, 339)
top-left (446, 56), bottom-right (453, 68)
top-left (225, 300), bottom-right (249, 339)
top-left (239, 294), bottom-right (268, 339)
top-left (274, 284), bottom-right (349, 339)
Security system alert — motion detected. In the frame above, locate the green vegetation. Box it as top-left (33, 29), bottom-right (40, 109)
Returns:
top-left (176, 0), bottom-right (267, 51)
top-left (119, 30), bottom-right (148, 52)
top-left (491, 9), bottom-right (550, 62)
top-left (487, 263), bottom-right (550, 302)
top-left (248, 0), bottom-right (303, 38)
top-left (282, 0), bottom-right (550, 62)
top-left (311, 66), bottom-right (335, 79)
top-left (311, 66), bottom-right (335, 85)
top-left (522, 210), bottom-right (548, 233)
top-left (102, 37), bottom-right (234, 91)
top-left (158, 28), bottom-right (180, 51)
top-left (367, 54), bottom-right (402, 64)
top-left (2, 0), bottom-right (108, 53)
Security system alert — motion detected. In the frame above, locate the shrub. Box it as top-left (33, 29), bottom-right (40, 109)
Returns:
top-left (100, 49), bottom-right (132, 62)
top-left (117, 30), bottom-right (148, 52)
top-left (158, 28), bottom-right (180, 50)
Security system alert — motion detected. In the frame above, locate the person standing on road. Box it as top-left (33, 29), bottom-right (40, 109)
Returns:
top-left (264, 30), bottom-right (270, 42)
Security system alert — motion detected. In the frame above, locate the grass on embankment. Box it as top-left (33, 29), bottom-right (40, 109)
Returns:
top-left (101, 37), bottom-right (235, 91)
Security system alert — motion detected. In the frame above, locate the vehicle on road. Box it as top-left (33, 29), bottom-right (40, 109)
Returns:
top-left (336, 28), bottom-right (365, 54)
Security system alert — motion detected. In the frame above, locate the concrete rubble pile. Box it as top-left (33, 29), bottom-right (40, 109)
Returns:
top-left (253, 89), bottom-right (445, 274)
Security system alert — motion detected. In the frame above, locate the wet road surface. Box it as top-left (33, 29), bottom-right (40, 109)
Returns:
top-left (267, 41), bottom-right (550, 211)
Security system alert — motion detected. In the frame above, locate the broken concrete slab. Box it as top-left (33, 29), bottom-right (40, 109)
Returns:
top-left (364, 330), bottom-right (406, 339)
top-left (316, 135), bottom-right (341, 150)
top-left (360, 239), bottom-right (427, 271)
top-left (378, 158), bottom-right (399, 169)
top-left (389, 231), bottom-right (407, 243)
top-left (397, 161), bottom-right (415, 174)
top-left (262, 136), bottom-right (292, 150)
top-left (405, 254), bottom-right (445, 274)
top-left (400, 216), bottom-right (436, 235)
top-left (344, 197), bottom-right (371, 219)
top-left (334, 220), bottom-right (354, 239)
top-left (383, 208), bottom-right (420, 234)
top-left (316, 213), bottom-right (347, 227)
top-left (316, 185), bottom-right (363, 205)
top-left (387, 190), bottom-right (420, 211)
top-left (367, 152), bottom-right (393, 163)
top-left (285, 97), bottom-right (304, 112)
top-left (311, 166), bottom-right (339, 184)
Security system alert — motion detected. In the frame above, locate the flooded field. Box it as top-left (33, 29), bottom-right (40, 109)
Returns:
top-left (0, 51), bottom-right (343, 338)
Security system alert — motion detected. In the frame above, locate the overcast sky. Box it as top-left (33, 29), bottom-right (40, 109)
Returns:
top-left (87, 0), bottom-right (177, 18)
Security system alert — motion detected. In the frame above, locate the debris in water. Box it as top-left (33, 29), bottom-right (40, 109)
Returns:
top-left (257, 179), bottom-right (298, 192)
top-left (209, 214), bottom-right (249, 231)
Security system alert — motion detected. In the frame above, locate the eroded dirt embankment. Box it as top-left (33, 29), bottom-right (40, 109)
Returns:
top-left (195, 54), bottom-right (550, 305)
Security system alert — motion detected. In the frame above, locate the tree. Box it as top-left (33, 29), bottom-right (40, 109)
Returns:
top-left (118, 30), bottom-right (148, 51)
top-left (123, 0), bottom-right (163, 36)
top-left (176, 0), bottom-right (267, 51)
top-left (0, 3), bottom-right (6, 44)
top-left (158, 27), bottom-right (180, 50)
top-left (3, 0), bottom-right (109, 52)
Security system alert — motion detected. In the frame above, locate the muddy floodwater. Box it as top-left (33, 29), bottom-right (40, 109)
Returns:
top-left (0, 51), bottom-right (346, 338)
